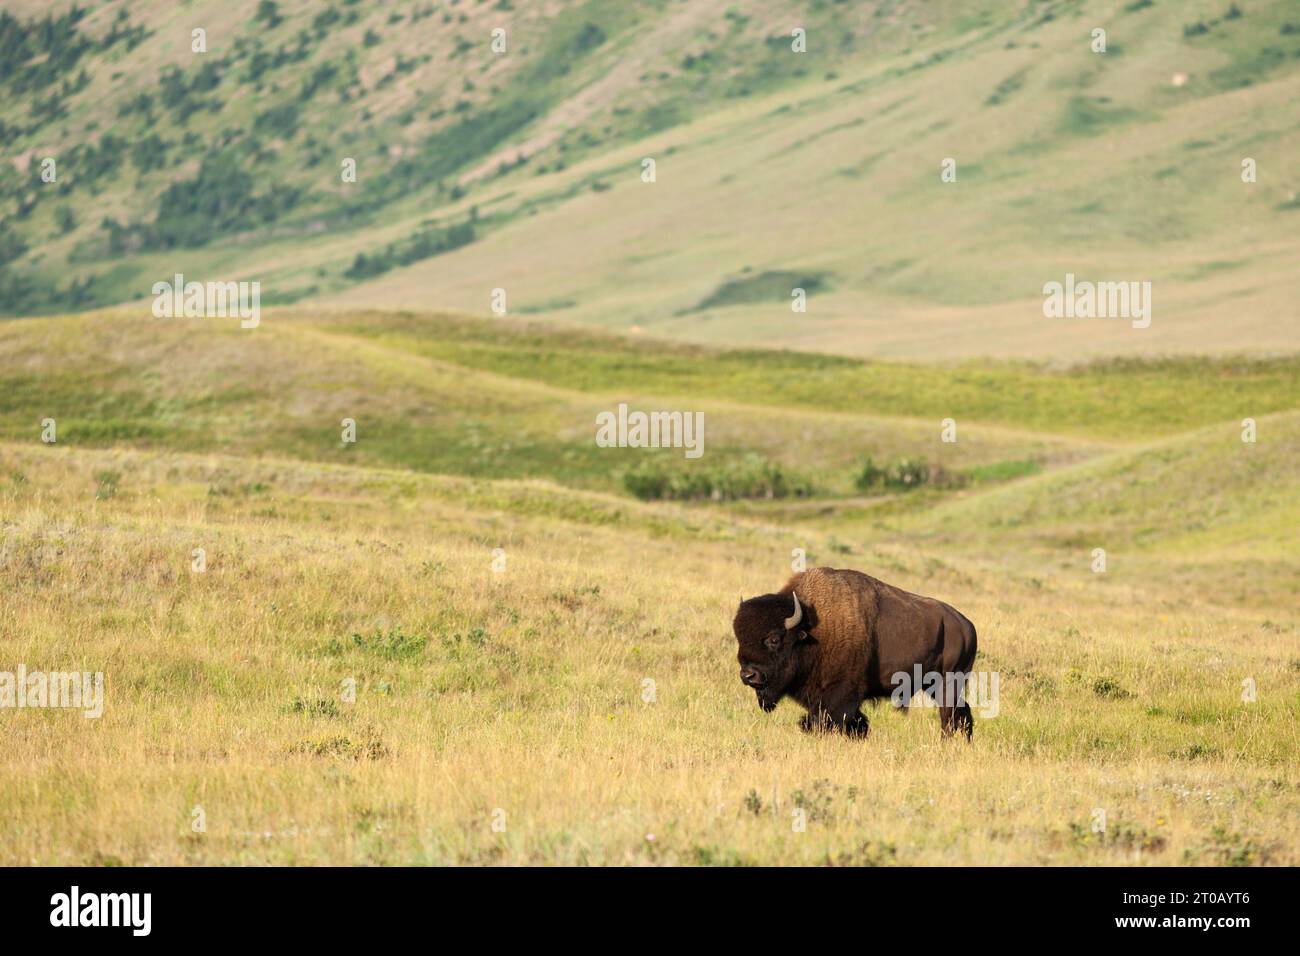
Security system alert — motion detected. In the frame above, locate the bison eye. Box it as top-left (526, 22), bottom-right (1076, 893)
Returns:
top-left (764, 632), bottom-right (783, 652)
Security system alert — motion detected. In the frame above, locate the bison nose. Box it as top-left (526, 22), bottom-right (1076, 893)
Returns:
top-left (741, 667), bottom-right (764, 688)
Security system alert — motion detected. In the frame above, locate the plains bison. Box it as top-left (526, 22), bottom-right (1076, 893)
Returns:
top-left (733, 567), bottom-right (978, 739)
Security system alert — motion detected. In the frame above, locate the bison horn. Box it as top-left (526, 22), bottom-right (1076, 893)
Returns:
top-left (784, 592), bottom-right (802, 629)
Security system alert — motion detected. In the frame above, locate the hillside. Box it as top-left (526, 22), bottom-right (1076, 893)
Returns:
top-left (4, 307), bottom-right (1297, 495)
top-left (4, 0), bottom-right (1300, 358)
top-left (3, 304), bottom-right (1296, 611)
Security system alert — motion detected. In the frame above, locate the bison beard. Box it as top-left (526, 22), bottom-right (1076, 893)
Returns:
top-left (733, 567), bottom-right (978, 740)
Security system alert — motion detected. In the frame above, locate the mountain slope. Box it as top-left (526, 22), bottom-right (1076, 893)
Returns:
top-left (4, 0), bottom-right (1299, 359)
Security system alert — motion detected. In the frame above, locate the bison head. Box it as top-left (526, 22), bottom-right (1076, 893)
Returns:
top-left (733, 591), bottom-right (816, 712)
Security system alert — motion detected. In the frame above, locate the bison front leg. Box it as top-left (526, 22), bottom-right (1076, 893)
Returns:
top-left (801, 686), bottom-right (870, 738)
top-left (800, 709), bottom-right (869, 737)
top-left (842, 710), bottom-right (870, 737)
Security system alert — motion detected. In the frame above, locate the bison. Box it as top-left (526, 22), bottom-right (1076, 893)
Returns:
top-left (733, 566), bottom-right (978, 739)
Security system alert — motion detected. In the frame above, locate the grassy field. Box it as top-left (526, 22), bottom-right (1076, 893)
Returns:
top-left (0, 309), bottom-right (1295, 865)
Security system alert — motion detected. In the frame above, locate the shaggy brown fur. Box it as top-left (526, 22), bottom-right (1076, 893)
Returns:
top-left (733, 567), bottom-right (978, 739)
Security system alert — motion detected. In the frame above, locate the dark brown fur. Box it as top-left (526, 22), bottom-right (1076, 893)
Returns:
top-left (733, 567), bottom-right (978, 739)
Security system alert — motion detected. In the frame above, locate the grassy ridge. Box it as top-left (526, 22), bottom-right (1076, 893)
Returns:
top-left (910, 411), bottom-right (1300, 550)
top-left (1, 310), bottom-right (1294, 512)
top-left (0, 310), bottom-right (1115, 498)
top-left (893, 410), bottom-right (1300, 613)
top-left (328, 311), bottom-right (1299, 440)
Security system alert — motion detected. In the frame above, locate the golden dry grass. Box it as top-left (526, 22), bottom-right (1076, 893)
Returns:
top-left (0, 437), bottom-right (1294, 865)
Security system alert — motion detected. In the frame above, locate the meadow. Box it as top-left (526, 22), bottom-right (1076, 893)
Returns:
top-left (0, 308), bottom-right (1295, 865)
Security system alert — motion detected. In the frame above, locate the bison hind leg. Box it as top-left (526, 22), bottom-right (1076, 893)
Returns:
top-left (955, 703), bottom-right (973, 741)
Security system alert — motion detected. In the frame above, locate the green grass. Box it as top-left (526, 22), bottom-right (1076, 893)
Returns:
top-left (963, 458), bottom-right (1043, 483)
top-left (692, 270), bottom-right (832, 311)
top-left (0, 310), bottom-right (1093, 498)
top-left (334, 313), bottom-right (1300, 440)
top-left (3, 312), bottom-right (1295, 518)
